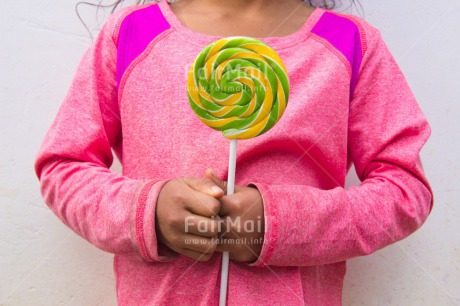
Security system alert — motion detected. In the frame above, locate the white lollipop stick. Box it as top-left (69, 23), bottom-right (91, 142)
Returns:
top-left (219, 139), bottom-right (237, 306)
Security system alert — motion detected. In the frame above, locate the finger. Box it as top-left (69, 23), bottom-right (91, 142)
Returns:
top-left (204, 168), bottom-right (228, 193)
top-left (179, 248), bottom-right (215, 262)
top-left (183, 177), bottom-right (224, 198)
top-left (218, 193), bottom-right (242, 216)
top-left (218, 215), bottom-right (242, 239)
top-left (204, 168), bottom-right (247, 195)
top-left (183, 215), bottom-right (221, 237)
top-left (215, 241), bottom-right (230, 253)
top-left (215, 235), bottom-right (241, 253)
top-left (216, 240), bottom-right (258, 262)
top-left (184, 191), bottom-right (221, 217)
top-left (180, 235), bottom-right (218, 254)
top-left (220, 187), bottom-right (263, 217)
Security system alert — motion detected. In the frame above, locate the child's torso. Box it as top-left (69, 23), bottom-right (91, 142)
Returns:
top-left (112, 3), bottom-right (364, 304)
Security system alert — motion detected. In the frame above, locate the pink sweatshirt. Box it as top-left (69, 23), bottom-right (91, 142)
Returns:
top-left (35, 1), bottom-right (433, 305)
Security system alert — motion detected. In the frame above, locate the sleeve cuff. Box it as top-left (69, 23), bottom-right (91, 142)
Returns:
top-left (245, 181), bottom-right (278, 267)
top-left (131, 179), bottom-right (178, 262)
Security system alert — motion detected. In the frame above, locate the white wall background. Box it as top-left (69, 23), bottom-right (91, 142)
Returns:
top-left (1, 1), bottom-right (459, 305)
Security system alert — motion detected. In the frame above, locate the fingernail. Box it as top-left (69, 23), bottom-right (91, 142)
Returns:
top-left (211, 186), bottom-right (223, 194)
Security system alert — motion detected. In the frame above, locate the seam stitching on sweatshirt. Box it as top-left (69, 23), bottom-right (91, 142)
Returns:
top-left (336, 13), bottom-right (368, 76)
top-left (309, 33), bottom-right (352, 77)
top-left (325, 11), bottom-right (368, 58)
top-left (339, 14), bottom-right (368, 55)
top-left (118, 28), bottom-right (174, 102)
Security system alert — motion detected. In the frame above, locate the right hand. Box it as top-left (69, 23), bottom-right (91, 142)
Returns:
top-left (156, 177), bottom-right (224, 261)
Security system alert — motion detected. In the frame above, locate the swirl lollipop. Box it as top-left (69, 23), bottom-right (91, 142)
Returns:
top-left (187, 36), bottom-right (289, 139)
top-left (186, 37), bottom-right (290, 306)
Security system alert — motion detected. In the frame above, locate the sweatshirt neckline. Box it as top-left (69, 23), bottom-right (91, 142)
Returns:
top-left (158, 0), bottom-right (324, 49)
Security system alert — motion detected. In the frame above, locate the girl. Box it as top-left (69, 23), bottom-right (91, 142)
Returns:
top-left (34, 0), bottom-right (433, 304)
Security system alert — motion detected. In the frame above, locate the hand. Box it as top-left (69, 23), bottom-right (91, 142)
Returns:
top-left (156, 177), bottom-right (224, 261)
top-left (205, 169), bottom-right (265, 262)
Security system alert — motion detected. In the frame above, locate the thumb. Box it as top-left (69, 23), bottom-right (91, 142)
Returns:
top-left (183, 177), bottom-right (224, 198)
top-left (205, 168), bottom-right (228, 193)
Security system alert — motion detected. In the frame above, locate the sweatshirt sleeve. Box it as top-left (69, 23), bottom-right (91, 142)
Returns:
top-left (248, 29), bottom-right (433, 267)
top-left (34, 12), bottom-right (175, 262)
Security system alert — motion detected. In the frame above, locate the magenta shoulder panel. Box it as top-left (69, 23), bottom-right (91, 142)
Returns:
top-left (116, 4), bottom-right (171, 88)
top-left (311, 12), bottom-right (363, 95)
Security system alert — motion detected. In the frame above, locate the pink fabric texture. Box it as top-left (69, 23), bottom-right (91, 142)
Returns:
top-left (35, 1), bottom-right (433, 305)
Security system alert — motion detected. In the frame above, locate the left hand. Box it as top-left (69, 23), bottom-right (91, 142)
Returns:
top-left (204, 168), bottom-right (265, 262)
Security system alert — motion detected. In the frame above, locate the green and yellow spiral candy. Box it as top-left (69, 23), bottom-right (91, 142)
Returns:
top-left (187, 37), bottom-right (290, 139)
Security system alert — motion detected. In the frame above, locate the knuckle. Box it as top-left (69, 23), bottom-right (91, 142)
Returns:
top-left (201, 177), bottom-right (213, 185)
top-left (182, 177), bottom-right (193, 184)
top-left (196, 178), bottom-right (211, 190)
top-left (182, 177), bottom-right (197, 189)
top-left (169, 215), bottom-right (185, 228)
top-left (231, 197), bottom-right (243, 210)
top-left (208, 200), bottom-right (221, 215)
top-left (171, 191), bottom-right (185, 204)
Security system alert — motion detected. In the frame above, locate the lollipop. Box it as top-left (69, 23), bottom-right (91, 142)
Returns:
top-left (187, 36), bottom-right (289, 140)
top-left (186, 37), bottom-right (290, 306)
